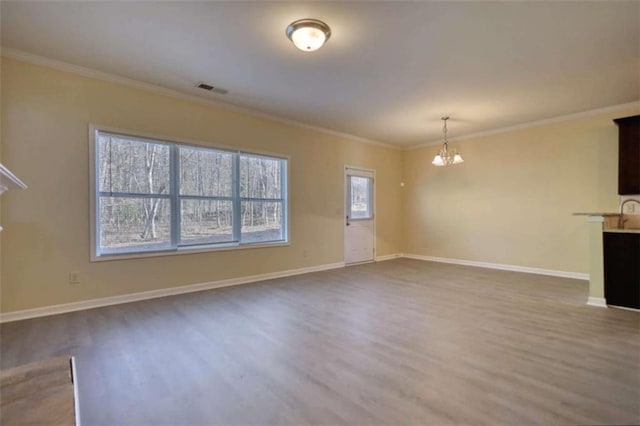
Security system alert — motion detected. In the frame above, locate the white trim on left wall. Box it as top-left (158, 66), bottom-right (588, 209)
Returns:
top-left (1, 255), bottom-right (401, 322)
top-left (0, 261), bottom-right (345, 323)
top-left (0, 253), bottom-right (591, 323)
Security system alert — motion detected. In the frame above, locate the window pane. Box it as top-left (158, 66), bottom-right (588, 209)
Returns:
top-left (350, 176), bottom-right (372, 219)
top-left (179, 147), bottom-right (233, 197)
top-left (95, 130), bottom-right (290, 257)
top-left (240, 154), bottom-right (282, 199)
top-left (241, 201), bottom-right (284, 243)
top-left (99, 197), bottom-right (171, 253)
top-left (98, 134), bottom-right (170, 195)
top-left (180, 199), bottom-right (234, 245)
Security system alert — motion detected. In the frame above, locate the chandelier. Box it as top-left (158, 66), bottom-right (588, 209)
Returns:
top-left (432, 117), bottom-right (464, 166)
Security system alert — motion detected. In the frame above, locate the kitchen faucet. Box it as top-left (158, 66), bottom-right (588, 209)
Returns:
top-left (618, 198), bottom-right (640, 229)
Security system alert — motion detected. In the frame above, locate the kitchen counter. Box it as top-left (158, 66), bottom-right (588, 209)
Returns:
top-left (573, 212), bottom-right (640, 232)
top-left (574, 211), bottom-right (640, 308)
top-left (603, 228), bottom-right (640, 234)
top-left (572, 212), bottom-right (621, 216)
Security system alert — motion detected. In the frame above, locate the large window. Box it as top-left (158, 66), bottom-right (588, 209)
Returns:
top-left (93, 130), bottom-right (287, 258)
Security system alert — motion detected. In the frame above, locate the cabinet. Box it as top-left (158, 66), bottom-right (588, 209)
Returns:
top-left (613, 115), bottom-right (640, 195)
top-left (603, 232), bottom-right (640, 309)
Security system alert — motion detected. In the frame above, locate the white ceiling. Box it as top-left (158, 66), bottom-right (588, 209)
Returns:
top-left (1, 1), bottom-right (639, 146)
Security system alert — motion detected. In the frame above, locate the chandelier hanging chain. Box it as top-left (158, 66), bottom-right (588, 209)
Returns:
top-left (442, 117), bottom-right (449, 149)
top-left (443, 119), bottom-right (448, 141)
top-left (431, 116), bottom-right (463, 166)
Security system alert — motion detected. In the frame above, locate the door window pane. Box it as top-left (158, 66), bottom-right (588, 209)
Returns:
top-left (241, 201), bottom-right (284, 243)
top-left (99, 197), bottom-right (171, 253)
top-left (179, 147), bottom-right (233, 197)
top-left (180, 200), bottom-right (234, 245)
top-left (350, 176), bottom-right (372, 219)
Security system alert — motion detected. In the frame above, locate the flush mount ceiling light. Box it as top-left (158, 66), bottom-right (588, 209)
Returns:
top-left (432, 117), bottom-right (464, 166)
top-left (286, 19), bottom-right (331, 52)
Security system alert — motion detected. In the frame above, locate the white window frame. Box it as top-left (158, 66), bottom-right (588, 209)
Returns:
top-left (89, 125), bottom-right (289, 262)
top-left (238, 152), bottom-right (288, 245)
top-left (177, 144), bottom-right (236, 247)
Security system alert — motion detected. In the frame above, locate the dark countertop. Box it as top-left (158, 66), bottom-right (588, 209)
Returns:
top-left (572, 212), bottom-right (620, 217)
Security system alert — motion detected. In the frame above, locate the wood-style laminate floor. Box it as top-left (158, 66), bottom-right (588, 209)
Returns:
top-left (1, 259), bottom-right (639, 425)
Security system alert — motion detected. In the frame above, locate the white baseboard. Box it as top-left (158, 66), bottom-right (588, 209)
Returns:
top-left (0, 261), bottom-right (345, 323)
top-left (587, 297), bottom-right (607, 308)
top-left (0, 253), bottom-right (592, 323)
top-left (375, 253), bottom-right (402, 262)
top-left (402, 253), bottom-right (589, 281)
top-left (607, 304), bottom-right (639, 312)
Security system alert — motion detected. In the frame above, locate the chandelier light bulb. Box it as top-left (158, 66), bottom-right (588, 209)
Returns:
top-left (432, 117), bottom-right (464, 167)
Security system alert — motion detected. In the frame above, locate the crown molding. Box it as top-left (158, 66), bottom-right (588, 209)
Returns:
top-left (406, 100), bottom-right (640, 150)
top-left (3, 47), bottom-right (637, 152)
top-left (1, 47), bottom-right (399, 150)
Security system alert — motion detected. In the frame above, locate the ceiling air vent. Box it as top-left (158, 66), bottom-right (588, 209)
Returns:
top-left (196, 82), bottom-right (228, 95)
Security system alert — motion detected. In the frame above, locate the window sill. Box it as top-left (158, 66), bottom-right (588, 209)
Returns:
top-left (90, 240), bottom-right (290, 262)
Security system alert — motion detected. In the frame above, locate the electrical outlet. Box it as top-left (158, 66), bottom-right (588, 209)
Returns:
top-left (69, 272), bottom-right (80, 285)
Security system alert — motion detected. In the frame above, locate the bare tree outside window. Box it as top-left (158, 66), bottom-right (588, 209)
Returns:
top-left (98, 136), bottom-right (171, 253)
top-left (95, 131), bottom-right (287, 257)
top-left (179, 147), bottom-right (234, 245)
top-left (350, 176), bottom-right (372, 219)
top-left (240, 154), bottom-right (284, 243)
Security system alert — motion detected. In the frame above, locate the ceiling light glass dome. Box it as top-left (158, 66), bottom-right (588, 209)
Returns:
top-left (286, 19), bottom-right (331, 52)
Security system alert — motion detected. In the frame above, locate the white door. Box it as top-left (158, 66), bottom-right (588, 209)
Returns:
top-left (344, 167), bottom-right (375, 264)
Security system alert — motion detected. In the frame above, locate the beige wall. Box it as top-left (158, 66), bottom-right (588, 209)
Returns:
top-left (0, 58), bottom-right (403, 313)
top-left (2, 56), bottom-right (638, 314)
top-left (403, 107), bottom-right (639, 274)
